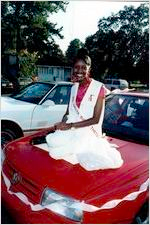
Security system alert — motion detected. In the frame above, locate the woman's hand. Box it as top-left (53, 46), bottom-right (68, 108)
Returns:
top-left (54, 122), bottom-right (72, 130)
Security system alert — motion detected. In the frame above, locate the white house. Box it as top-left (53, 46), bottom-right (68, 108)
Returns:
top-left (37, 65), bottom-right (72, 82)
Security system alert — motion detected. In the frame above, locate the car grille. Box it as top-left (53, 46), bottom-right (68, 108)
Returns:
top-left (3, 160), bottom-right (42, 204)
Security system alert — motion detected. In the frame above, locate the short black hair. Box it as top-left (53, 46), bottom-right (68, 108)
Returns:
top-left (73, 48), bottom-right (91, 67)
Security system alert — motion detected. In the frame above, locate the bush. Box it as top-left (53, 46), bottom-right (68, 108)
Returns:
top-left (19, 49), bottom-right (39, 79)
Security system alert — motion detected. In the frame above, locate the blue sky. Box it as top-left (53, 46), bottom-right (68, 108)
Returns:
top-left (50, 1), bottom-right (146, 53)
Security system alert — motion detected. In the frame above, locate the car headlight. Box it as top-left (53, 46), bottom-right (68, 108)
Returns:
top-left (41, 188), bottom-right (83, 222)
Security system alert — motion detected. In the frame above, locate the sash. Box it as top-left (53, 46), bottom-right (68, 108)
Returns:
top-left (72, 100), bottom-right (100, 138)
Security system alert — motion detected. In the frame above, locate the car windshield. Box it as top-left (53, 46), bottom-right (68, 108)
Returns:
top-left (10, 82), bottom-right (55, 104)
top-left (103, 94), bottom-right (149, 144)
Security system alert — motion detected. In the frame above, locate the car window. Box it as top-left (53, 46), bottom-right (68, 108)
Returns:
top-left (11, 83), bottom-right (55, 104)
top-left (103, 94), bottom-right (149, 143)
top-left (113, 80), bottom-right (120, 85)
top-left (44, 85), bottom-right (72, 105)
top-left (127, 99), bottom-right (145, 116)
top-left (126, 98), bottom-right (149, 131)
top-left (104, 95), bottom-right (126, 124)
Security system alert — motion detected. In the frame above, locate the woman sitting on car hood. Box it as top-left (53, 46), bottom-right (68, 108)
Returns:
top-left (46, 48), bottom-right (123, 171)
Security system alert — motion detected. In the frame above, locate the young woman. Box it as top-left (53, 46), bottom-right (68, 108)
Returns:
top-left (46, 48), bottom-right (123, 171)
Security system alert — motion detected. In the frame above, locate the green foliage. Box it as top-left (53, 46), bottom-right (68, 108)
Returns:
top-left (85, 3), bottom-right (149, 83)
top-left (37, 42), bottom-right (66, 66)
top-left (2, 2), bottom-right (148, 84)
top-left (19, 50), bottom-right (39, 78)
top-left (65, 39), bottom-right (84, 65)
top-left (1, 1), bottom-right (68, 54)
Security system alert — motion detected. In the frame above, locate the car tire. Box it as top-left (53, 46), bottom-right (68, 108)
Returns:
top-left (1, 123), bottom-right (23, 149)
top-left (133, 202), bottom-right (149, 224)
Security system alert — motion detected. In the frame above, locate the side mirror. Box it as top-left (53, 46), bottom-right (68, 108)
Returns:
top-left (42, 99), bottom-right (55, 107)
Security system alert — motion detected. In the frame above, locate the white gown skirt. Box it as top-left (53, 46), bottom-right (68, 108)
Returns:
top-left (46, 127), bottom-right (123, 171)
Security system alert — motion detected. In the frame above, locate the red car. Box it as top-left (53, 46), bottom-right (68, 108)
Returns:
top-left (1, 92), bottom-right (149, 224)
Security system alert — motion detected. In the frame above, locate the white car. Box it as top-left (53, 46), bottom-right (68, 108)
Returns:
top-left (104, 79), bottom-right (129, 91)
top-left (1, 81), bottom-right (72, 149)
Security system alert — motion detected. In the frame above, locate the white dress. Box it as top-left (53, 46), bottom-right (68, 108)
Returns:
top-left (46, 79), bottom-right (123, 171)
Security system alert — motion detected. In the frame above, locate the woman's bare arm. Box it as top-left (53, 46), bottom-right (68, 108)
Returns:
top-left (72, 95), bottom-right (105, 128)
top-left (56, 95), bottom-right (105, 130)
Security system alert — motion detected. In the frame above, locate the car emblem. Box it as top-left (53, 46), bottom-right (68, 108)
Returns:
top-left (11, 172), bottom-right (21, 185)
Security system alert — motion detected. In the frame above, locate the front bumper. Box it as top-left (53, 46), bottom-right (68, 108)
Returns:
top-left (2, 172), bottom-right (148, 224)
top-left (1, 175), bottom-right (77, 224)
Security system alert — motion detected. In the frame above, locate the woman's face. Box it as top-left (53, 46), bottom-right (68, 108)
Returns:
top-left (72, 59), bottom-right (90, 83)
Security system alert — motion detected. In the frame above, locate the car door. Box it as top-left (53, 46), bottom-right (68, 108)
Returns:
top-left (30, 85), bottom-right (72, 130)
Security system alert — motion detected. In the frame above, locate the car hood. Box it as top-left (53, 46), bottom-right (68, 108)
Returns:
top-left (4, 134), bottom-right (148, 205)
top-left (1, 96), bottom-right (35, 109)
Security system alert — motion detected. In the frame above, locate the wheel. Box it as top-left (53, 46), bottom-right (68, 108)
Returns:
top-left (1, 127), bottom-right (17, 150)
top-left (133, 202), bottom-right (149, 224)
top-left (1, 121), bottom-right (23, 150)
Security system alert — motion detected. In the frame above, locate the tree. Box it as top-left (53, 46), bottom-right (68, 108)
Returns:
top-left (1, 1), bottom-right (68, 88)
top-left (65, 39), bottom-right (84, 65)
top-left (37, 42), bottom-right (66, 66)
top-left (133, 30), bottom-right (149, 84)
top-left (1, 1), bottom-right (68, 55)
top-left (19, 49), bottom-right (39, 78)
top-left (85, 3), bottom-right (149, 83)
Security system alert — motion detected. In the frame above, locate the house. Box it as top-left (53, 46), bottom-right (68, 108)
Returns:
top-left (37, 65), bottom-right (72, 82)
